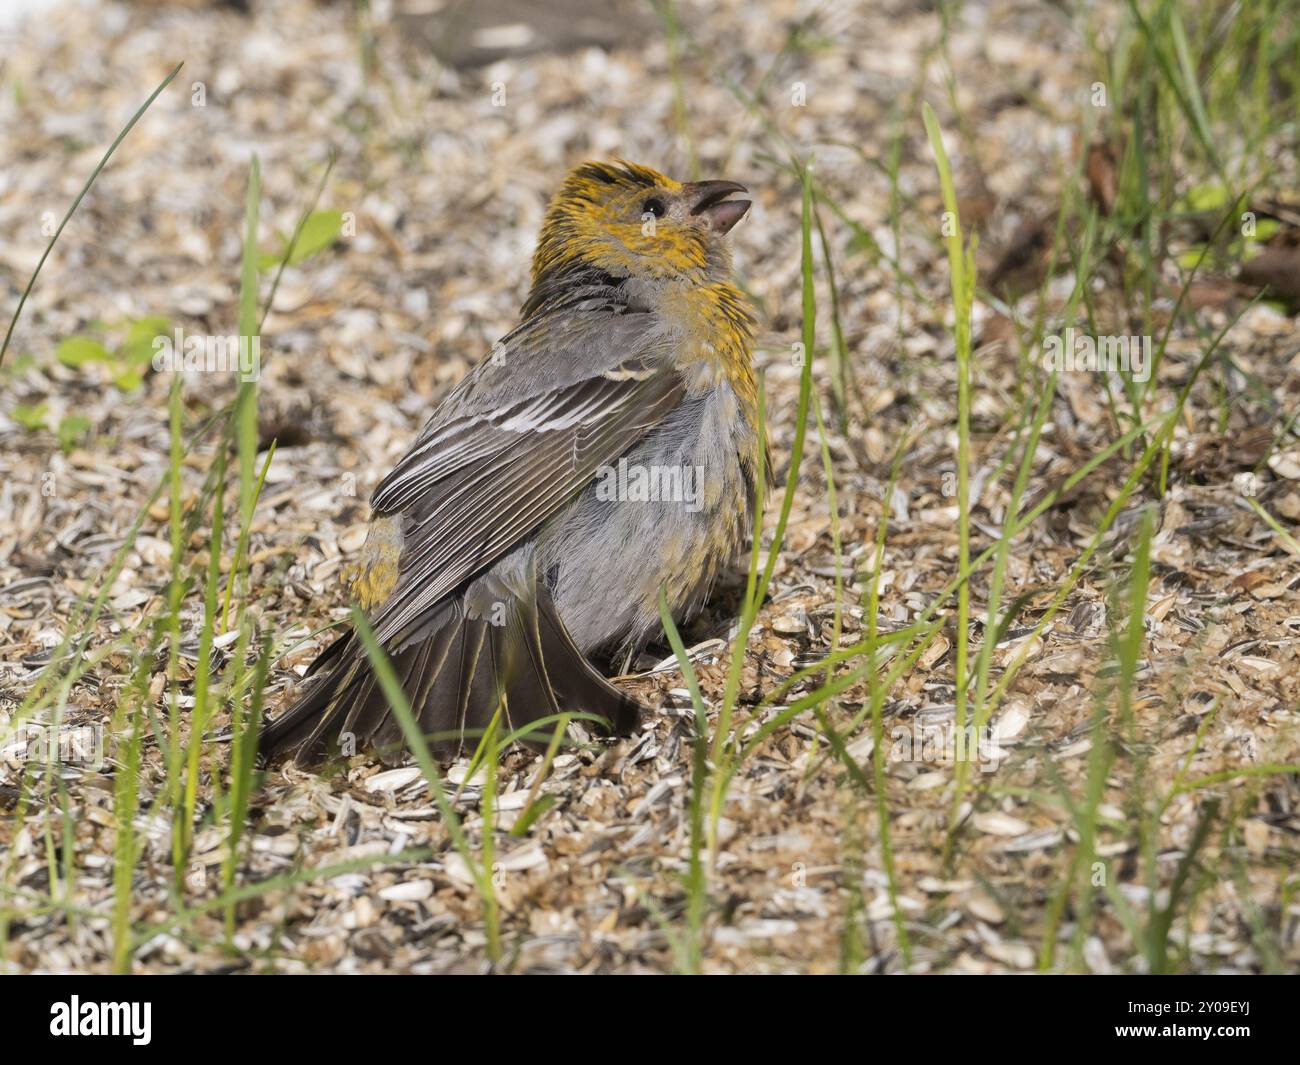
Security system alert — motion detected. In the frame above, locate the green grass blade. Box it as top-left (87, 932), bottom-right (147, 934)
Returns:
top-left (0, 62), bottom-right (183, 369)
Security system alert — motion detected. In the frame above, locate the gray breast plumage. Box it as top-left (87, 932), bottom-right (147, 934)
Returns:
top-left (533, 379), bottom-right (756, 657)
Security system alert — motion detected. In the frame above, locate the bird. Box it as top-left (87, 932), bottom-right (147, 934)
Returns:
top-left (259, 159), bottom-right (759, 765)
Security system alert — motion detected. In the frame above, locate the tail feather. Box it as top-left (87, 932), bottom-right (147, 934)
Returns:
top-left (303, 627), bottom-right (354, 677)
top-left (368, 632), bottom-right (441, 758)
top-left (536, 592), bottom-right (640, 731)
top-left (259, 587), bottom-right (644, 766)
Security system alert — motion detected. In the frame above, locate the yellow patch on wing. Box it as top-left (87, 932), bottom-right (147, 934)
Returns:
top-left (344, 513), bottom-right (403, 611)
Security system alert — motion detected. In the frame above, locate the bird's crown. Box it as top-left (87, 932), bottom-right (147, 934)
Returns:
top-left (530, 159), bottom-right (750, 288)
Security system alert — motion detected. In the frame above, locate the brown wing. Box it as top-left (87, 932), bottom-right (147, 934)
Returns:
top-left (368, 349), bottom-right (684, 646)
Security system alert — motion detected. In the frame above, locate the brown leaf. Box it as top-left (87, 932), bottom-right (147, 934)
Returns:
top-left (1085, 140), bottom-right (1119, 217)
top-left (1232, 570), bottom-right (1269, 592)
top-left (957, 189), bottom-right (997, 230)
top-left (1185, 278), bottom-right (1245, 310)
top-left (988, 211), bottom-right (1055, 298)
top-left (1238, 247), bottom-right (1300, 305)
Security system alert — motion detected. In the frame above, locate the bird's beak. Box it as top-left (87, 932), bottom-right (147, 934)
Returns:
top-left (686, 180), bottom-right (751, 235)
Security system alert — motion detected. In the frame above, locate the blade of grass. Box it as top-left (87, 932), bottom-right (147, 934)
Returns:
top-left (349, 608), bottom-right (501, 962)
top-left (0, 62), bottom-right (183, 369)
top-left (922, 102), bottom-right (976, 837)
top-left (222, 628), bottom-right (270, 941)
top-left (659, 587), bottom-right (709, 973)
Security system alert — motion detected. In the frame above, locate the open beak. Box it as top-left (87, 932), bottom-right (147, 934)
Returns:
top-left (686, 180), bottom-right (750, 235)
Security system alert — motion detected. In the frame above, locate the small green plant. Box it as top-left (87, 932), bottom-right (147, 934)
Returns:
top-left (9, 400), bottom-right (91, 453)
top-left (56, 315), bottom-right (172, 391)
top-left (9, 401), bottom-right (49, 430)
top-left (257, 208), bottom-right (345, 271)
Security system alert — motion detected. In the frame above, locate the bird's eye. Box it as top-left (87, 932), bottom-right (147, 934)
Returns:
top-left (642, 198), bottom-right (666, 218)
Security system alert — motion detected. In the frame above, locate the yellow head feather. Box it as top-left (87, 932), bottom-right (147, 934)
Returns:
top-left (531, 160), bottom-right (716, 285)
